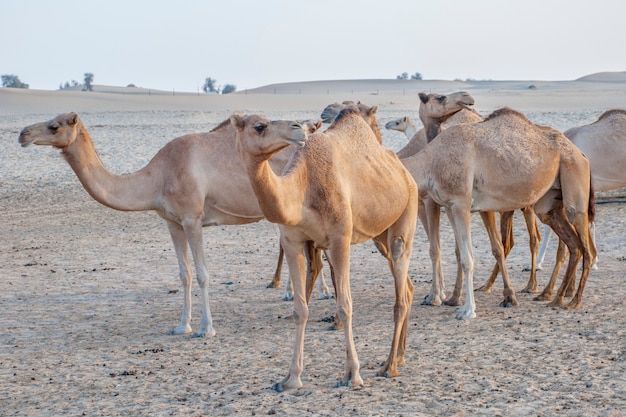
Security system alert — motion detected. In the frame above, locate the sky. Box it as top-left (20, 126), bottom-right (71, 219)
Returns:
top-left (2, 0), bottom-right (625, 92)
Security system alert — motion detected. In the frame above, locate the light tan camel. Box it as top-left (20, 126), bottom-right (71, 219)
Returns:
top-left (402, 104), bottom-right (596, 319)
top-left (385, 116), bottom-right (419, 142)
top-left (232, 109), bottom-right (418, 390)
top-left (395, 107), bottom-right (483, 159)
top-left (532, 109), bottom-right (626, 299)
top-left (383, 93), bottom-right (541, 305)
top-left (19, 112), bottom-right (311, 338)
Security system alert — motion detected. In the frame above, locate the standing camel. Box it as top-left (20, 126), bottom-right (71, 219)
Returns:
top-left (232, 109), bottom-right (418, 390)
top-left (19, 112), bottom-right (311, 338)
top-left (530, 109), bottom-right (626, 299)
top-left (402, 105), bottom-right (596, 319)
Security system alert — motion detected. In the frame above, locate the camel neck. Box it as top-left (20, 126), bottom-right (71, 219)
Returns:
top-left (62, 125), bottom-right (158, 211)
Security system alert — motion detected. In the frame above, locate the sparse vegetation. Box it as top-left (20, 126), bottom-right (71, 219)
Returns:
top-left (1, 74), bottom-right (29, 89)
top-left (202, 77), bottom-right (220, 94)
top-left (396, 72), bottom-right (422, 80)
top-left (222, 84), bottom-right (237, 94)
top-left (82, 73), bottom-right (94, 91)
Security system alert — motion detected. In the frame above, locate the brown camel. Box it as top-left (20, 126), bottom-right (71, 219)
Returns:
top-left (402, 104), bottom-right (596, 319)
top-left (18, 112), bottom-right (311, 338)
top-left (232, 109), bottom-right (418, 390)
top-left (532, 109), bottom-right (626, 299)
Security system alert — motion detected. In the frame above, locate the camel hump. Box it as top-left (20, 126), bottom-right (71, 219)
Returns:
top-left (482, 107), bottom-right (530, 123)
top-left (597, 108), bottom-right (626, 121)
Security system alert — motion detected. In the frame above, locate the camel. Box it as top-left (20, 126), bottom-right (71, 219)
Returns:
top-left (385, 116), bottom-right (419, 142)
top-left (528, 109), bottom-right (626, 299)
top-left (232, 108), bottom-right (418, 390)
top-left (18, 112), bottom-right (315, 338)
top-left (396, 105), bottom-right (483, 159)
top-left (402, 101), bottom-right (596, 319)
top-left (380, 93), bottom-right (541, 305)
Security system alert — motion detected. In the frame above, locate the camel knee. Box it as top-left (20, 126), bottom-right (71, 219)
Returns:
top-left (391, 237), bottom-right (405, 260)
top-left (292, 304), bottom-right (309, 325)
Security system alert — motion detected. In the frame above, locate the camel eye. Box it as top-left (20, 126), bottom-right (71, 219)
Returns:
top-left (437, 96), bottom-right (446, 103)
top-left (49, 124), bottom-right (59, 133)
top-left (254, 124), bottom-right (266, 134)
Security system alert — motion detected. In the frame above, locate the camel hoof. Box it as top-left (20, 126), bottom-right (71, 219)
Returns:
top-left (318, 292), bottom-right (334, 300)
top-left (168, 325), bottom-right (193, 335)
top-left (521, 286), bottom-right (539, 294)
top-left (422, 294), bottom-right (442, 306)
top-left (533, 293), bottom-right (552, 302)
top-left (455, 306), bottom-right (476, 320)
top-left (281, 294), bottom-right (294, 302)
top-left (271, 383), bottom-right (285, 393)
top-left (443, 296), bottom-right (462, 307)
top-left (475, 285), bottom-right (493, 293)
top-left (191, 327), bottom-right (216, 338)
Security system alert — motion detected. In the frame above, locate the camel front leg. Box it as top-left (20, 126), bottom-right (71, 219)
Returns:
top-left (326, 241), bottom-right (363, 388)
top-left (479, 212), bottom-right (518, 308)
top-left (267, 245), bottom-right (284, 289)
top-left (521, 206), bottom-right (540, 293)
top-left (421, 198), bottom-right (446, 306)
top-left (534, 238), bottom-right (567, 301)
top-left (476, 210), bottom-right (514, 293)
top-left (272, 237), bottom-right (308, 392)
top-left (447, 205), bottom-right (477, 320)
top-left (166, 221), bottom-right (194, 335)
top-left (182, 218), bottom-right (216, 338)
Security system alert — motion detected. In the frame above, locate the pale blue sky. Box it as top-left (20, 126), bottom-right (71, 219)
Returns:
top-left (2, 0), bottom-right (624, 92)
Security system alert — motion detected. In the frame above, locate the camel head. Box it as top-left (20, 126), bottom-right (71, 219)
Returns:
top-left (298, 119), bottom-right (323, 135)
top-left (385, 116), bottom-right (411, 133)
top-left (418, 91), bottom-right (475, 122)
top-left (19, 112), bottom-right (81, 149)
top-left (321, 101), bottom-right (382, 143)
top-left (230, 114), bottom-right (307, 159)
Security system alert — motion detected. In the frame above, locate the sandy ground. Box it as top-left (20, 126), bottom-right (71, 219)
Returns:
top-left (1, 78), bottom-right (625, 416)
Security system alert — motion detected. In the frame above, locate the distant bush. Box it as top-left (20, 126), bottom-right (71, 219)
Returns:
top-left (396, 72), bottom-right (422, 80)
top-left (222, 84), bottom-right (236, 94)
top-left (127, 83), bottom-right (137, 88)
top-left (1, 74), bottom-right (29, 89)
top-left (82, 73), bottom-right (94, 91)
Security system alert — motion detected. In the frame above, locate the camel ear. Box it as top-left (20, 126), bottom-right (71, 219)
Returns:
top-left (315, 120), bottom-right (323, 131)
top-left (402, 116), bottom-right (408, 122)
top-left (230, 114), bottom-right (244, 131)
top-left (368, 105), bottom-right (378, 115)
top-left (418, 93), bottom-right (429, 104)
top-left (68, 112), bottom-right (79, 126)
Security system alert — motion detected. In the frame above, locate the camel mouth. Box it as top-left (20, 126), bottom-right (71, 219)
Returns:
top-left (460, 102), bottom-right (475, 110)
top-left (18, 136), bottom-right (34, 147)
top-left (288, 138), bottom-right (307, 148)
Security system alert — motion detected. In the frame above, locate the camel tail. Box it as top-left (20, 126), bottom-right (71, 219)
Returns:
top-left (588, 176), bottom-right (596, 224)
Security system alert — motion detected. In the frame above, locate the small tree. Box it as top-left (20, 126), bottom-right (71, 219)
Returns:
top-left (82, 72), bottom-right (94, 91)
top-left (202, 77), bottom-right (220, 94)
top-left (222, 84), bottom-right (236, 94)
top-left (410, 72), bottom-right (423, 80)
top-left (1, 74), bottom-right (29, 88)
top-left (396, 72), bottom-right (409, 80)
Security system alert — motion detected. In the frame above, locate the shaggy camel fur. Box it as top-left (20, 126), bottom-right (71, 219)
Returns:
top-left (402, 105), bottom-right (596, 319)
top-left (233, 109), bottom-right (418, 390)
top-left (19, 113), bottom-right (310, 338)
top-left (532, 109), bottom-right (626, 299)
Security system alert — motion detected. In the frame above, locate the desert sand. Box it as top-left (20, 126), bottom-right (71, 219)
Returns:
top-left (1, 74), bottom-right (625, 416)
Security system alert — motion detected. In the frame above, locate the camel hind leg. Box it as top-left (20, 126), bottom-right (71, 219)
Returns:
top-left (420, 198), bottom-right (447, 306)
top-left (479, 211), bottom-right (518, 308)
top-left (374, 206), bottom-right (417, 378)
top-left (476, 210), bottom-right (514, 293)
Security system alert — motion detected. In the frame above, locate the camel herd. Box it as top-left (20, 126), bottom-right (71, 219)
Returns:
top-left (17, 92), bottom-right (626, 390)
